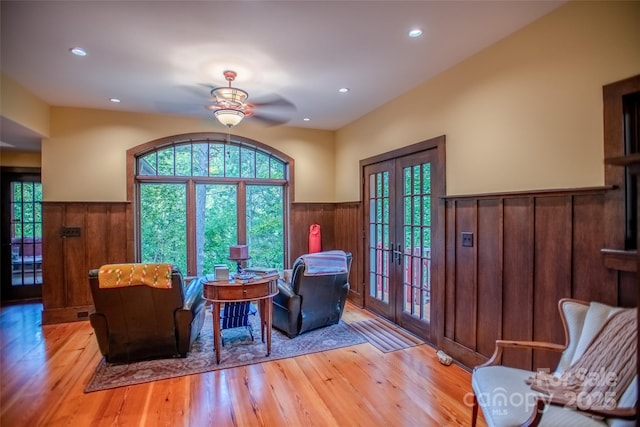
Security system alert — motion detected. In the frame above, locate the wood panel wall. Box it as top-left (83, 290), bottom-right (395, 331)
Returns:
top-left (41, 202), bottom-right (132, 324)
top-left (438, 187), bottom-right (637, 371)
top-left (41, 201), bottom-right (361, 323)
top-left (290, 202), bottom-right (364, 305)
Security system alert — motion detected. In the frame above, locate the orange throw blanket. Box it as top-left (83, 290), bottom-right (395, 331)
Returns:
top-left (98, 263), bottom-right (173, 289)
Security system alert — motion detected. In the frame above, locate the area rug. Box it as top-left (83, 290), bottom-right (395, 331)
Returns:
top-left (84, 311), bottom-right (367, 393)
top-left (349, 318), bottom-right (424, 353)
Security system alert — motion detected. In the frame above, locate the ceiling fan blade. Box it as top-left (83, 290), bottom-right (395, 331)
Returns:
top-left (249, 94), bottom-right (296, 110)
top-left (250, 111), bottom-right (291, 127)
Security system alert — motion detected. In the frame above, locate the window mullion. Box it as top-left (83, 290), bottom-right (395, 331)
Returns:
top-left (237, 181), bottom-right (247, 244)
top-left (186, 180), bottom-right (197, 275)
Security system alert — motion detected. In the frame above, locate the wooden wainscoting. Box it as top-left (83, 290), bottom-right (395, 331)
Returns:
top-left (42, 201), bottom-right (361, 323)
top-left (438, 187), bottom-right (636, 371)
top-left (289, 203), bottom-right (336, 261)
top-left (41, 202), bottom-right (132, 324)
top-left (290, 202), bottom-right (363, 305)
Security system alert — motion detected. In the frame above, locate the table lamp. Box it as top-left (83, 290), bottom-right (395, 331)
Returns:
top-left (228, 244), bottom-right (249, 273)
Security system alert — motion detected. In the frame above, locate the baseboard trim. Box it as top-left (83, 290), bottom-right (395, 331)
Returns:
top-left (42, 305), bottom-right (94, 324)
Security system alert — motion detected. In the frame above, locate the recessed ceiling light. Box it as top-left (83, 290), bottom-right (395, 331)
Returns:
top-left (109, 98), bottom-right (121, 103)
top-left (408, 29), bottom-right (423, 38)
top-left (303, 117), bottom-right (310, 122)
top-left (70, 47), bottom-right (87, 57)
top-left (338, 87), bottom-right (350, 93)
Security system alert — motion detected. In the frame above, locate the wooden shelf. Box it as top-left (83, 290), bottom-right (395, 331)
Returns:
top-left (605, 153), bottom-right (640, 167)
top-left (601, 248), bottom-right (638, 273)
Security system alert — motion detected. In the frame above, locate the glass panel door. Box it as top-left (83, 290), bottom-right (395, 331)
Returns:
top-left (364, 160), bottom-right (396, 319)
top-left (1, 173), bottom-right (43, 301)
top-left (397, 154), bottom-right (433, 332)
top-left (11, 181), bottom-right (43, 287)
top-left (364, 150), bottom-right (437, 338)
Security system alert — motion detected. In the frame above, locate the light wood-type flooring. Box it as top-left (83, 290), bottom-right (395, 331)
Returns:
top-left (1, 301), bottom-right (486, 426)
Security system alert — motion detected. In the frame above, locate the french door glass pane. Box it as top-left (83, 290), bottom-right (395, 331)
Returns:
top-left (246, 185), bottom-right (284, 270)
top-left (140, 183), bottom-right (187, 274)
top-left (368, 171), bottom-right (390, 302)
top-left (402, 162), bottom-right (431, 321)
top-left (195, 184), bottom-right (238, 275)
top-left (11, 181), bottom-right (43, 286)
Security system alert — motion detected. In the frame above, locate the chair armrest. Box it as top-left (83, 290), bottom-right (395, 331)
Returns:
top-left (526, 396), bottom-right (636, 425)
top-left (276, 279), bottom-right (296, 299)
top-left (476, 340), bottom-right (566, 369)
top-left (273, 279), bottom-right (301, 317)
top-left (183, 277), bottom-right (203, 310)
top-left (577, 406), bottom-right (636, 420)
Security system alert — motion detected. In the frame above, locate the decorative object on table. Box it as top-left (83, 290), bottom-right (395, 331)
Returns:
top-left (232, 272), bottom-right (259, 283)
top-left (243, 266), bottom-right (278, 277)
top-left (214, 264), bottom-right (229, 281)
top-left (228, 244), bottom-right (249, 273)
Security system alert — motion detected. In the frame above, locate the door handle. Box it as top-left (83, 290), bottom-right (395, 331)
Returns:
top-left (393, 245), bottom-right (403, 265)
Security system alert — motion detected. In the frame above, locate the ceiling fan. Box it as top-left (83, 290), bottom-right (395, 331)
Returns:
top-left (205, 70), bottom-right (295, 128)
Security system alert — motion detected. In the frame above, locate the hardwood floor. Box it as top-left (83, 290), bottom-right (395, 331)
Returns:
top-left (0, 301), bottom-right (486, 426)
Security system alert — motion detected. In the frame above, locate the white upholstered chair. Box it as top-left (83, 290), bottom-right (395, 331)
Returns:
top-left (471, 298), bottom-right (637, 427)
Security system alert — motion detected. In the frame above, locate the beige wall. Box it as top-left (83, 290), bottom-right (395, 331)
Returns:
top-left (0, 72), bottom-right (50, 138)
top-left (44, 107), bottom-right (335, 202)
top-left (335, 1), bottom-right (640, 201)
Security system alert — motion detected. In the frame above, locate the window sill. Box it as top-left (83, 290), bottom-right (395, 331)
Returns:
top-left (601, 249), bottom-right (638, 273)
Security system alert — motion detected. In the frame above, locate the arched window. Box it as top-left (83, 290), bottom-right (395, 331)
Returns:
top-left (131, 133), bottom-right (291, 276)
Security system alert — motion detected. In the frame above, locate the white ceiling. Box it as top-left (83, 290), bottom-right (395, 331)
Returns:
top-left (1, 0), bottom-right (565, 150)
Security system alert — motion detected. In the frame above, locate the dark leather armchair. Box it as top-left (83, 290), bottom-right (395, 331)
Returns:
top-left (88, 265), bottom-right (206, 363)
top-left (272, 251), bottom-right (352, 338)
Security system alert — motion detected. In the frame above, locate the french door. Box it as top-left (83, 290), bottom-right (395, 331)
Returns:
top-left (1, 169), bottom-right (43, 301)
top-left (363, 139), bottom-right (443, 340)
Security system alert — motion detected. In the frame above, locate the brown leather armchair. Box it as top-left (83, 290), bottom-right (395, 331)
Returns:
top-left (88, 265), bottom-right (206, 363)
top-left (272, 251), bottom-right (352, 338)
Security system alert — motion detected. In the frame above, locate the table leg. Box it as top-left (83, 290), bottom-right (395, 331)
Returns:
top-left (258, 299), bottom-right (266, 343)
top-left (265, 296), bottom-right (273, 357)
top-left (212, 302), bottom-right (222, 364)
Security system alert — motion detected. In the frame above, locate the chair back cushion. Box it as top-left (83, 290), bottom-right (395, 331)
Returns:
top-left (291, 251), bottom-right (352, 334)
top-left (88, 266), bottom-right (186, 361)
top-left (556, 300), bottom-right (627, 374)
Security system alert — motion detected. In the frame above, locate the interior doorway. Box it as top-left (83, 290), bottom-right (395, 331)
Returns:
top-left (361, 136), bottom-right (445, 341)
top-left (1, 168), bottom-right (43, 302)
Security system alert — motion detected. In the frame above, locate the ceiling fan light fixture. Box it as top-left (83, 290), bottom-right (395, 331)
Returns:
top-left (214, 108), bottom-right (245, 127)
top-left (212, 87), bottom-right (249, 106)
